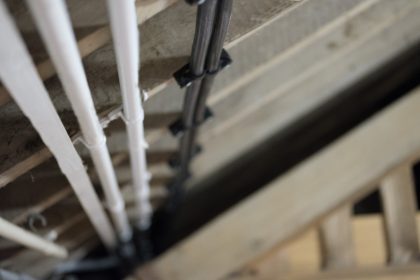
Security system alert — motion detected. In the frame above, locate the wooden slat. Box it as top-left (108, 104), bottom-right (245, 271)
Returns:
top-left (1, 153), bottom-right (127, 227)
top-left (11, 188), bottom-right (73, 225)
top-left (0, 148), bottom-right (51, 189)
top-left (138, 85), bottom-right (420, 280)
top-left (0, 0), bottom-right (302, 189)
top-left (318, 206), bottom-right (356, 270)
top-left (187, 0), bottom-right (420, 188)
top-left (147, 150), bottom-right (177, 165)
top-left (225, 213), bottom-right (420, 279)
top-left (0, 0), bottom-right (179, 107)
top-left (285, 265), bottom-right (420, 280)
top-left (380, 164), bottom-right (420, 264)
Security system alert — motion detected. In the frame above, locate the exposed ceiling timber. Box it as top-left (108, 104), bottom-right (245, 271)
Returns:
top-left (1, 0), bottom-right (420, 277)
top-left (140, 84), bottom-right (420, 280)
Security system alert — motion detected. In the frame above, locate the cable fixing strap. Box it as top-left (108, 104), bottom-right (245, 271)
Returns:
top-left (173, 49), bottom-right (232, 88)
top-left (141, 89), bottom-right (149, 102)
top-left (169, 106), bottom-right (213, 137)
top-left (173, 64), bottom-right (206, 88)
top-left (76, 134), bottom-right (107, 150)
top-left (207, 49), bottom-right (232, 75)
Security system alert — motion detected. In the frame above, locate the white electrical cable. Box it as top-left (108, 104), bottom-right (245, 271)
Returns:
top-left (0, 217), bottom-right (68, 259)
top-left (107, 0), bottom-right (152, 229)
top-left (0, 268), bottom-right (38, 280)
top-left (0, 0), bottom-right (116, 249)
top-left (26, 0), bottom-right (132, 242)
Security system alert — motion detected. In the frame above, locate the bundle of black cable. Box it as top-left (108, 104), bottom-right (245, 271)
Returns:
top-left (152, 0), bottom-right (233, 254)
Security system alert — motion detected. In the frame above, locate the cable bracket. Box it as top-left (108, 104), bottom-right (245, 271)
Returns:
top-left (169, 107), bottom-right (213, 137)
top-left (208, 49), bottom-right (233, 75)
top-left (173, 49), bottom-right (232, 88)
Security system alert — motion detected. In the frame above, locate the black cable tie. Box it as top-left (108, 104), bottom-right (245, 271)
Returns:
top-left (169, 107), bottom-right (213, 137)
top-left (173, 49), bottom-right (232, 88)
top-left (208, 49), bottom-right (232, 75)
top-left (173, 64), bottom-right (206, 88)
top-left (168, 144), bottom-right (203, 169)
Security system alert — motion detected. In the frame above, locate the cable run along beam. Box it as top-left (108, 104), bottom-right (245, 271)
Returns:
top-left (0, 0), bottom-right (116, 249)
top-left (194, 0), bottom-right (233, 124)
top-left (26, 0), bottom-right (132, 242)
top-left (166, 0), bottom-right (233, 210)
top-left (106, 0), bottom-right (152, 230)
top-left (165, 0), bottom-right (218, 211)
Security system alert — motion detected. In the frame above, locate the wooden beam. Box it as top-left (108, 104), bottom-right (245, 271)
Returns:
top-left (138, 86), bottom-right (420, 280)
top-left (380, 164), bottom-right (420, 264)
top-left (0, 148), bottom-right (51, 189)
top-left (0, 0), bottom-right (304, 185)
top-left (188, 0), bottom-right (420, 187)
top-left (285, 265), bottom-right (420, 280)
top-left (251, 214), bottom-right (390, 277)
top-left (1, 153), bottom-right (127, 227)
top-left (0, 0), bottom-right (179, 107)
top-left (318, 206), bottom-right (356, 270)
top-left (135, 213), bottom-right (420, 280)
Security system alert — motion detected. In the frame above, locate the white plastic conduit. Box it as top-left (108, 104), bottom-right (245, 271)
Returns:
top-left (107, 0), bottom-right (152, 229)
top-left (27, 0), bottom-right (132, 242)
top-left (0, 217), bottom-right (68, 259)
top-left (0, 0), bottom-right (116, 249)
top-left (0, 268), bottom-right (38, 280)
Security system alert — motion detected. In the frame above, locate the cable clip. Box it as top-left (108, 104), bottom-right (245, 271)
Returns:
top-left (75, 135), bottom-right (107, 150)
top-left (208, 49), bottom-right (233, 75)
top-left (173, 64), bottom-right (206, 88)
top-left (100, 106), bottom-right (124, 129)
top-left (141, 89), bottom-right (149, 102)
top-left (169, 107), bottom-right (213, 137)
top-left (173, 49), bottom-right (232, 88)
top-left (27, 212), bottom-right (47, 233)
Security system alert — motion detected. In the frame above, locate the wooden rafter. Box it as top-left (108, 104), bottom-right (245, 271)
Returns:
top-left (138, 85), bottom-right (420, 280)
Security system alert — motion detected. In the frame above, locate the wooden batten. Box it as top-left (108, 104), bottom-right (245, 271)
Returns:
top-left (137, 84), bottom-right (420, 280)
top-left (318, 206), bottom-right (356, 270)
top-left (380, 164), bottom-right (420, 264)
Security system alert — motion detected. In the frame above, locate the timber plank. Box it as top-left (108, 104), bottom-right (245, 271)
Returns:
top-left (139, 85), bottom-right (420, 280)
top-left (380, 165), bottom-right (420, 264)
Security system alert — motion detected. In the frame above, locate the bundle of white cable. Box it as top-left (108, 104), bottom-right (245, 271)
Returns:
top-left (26, 0), bottom-right (133, 242)
top-left (107, 0), bottom-right (152, 229)
top-left (0, 0), bottom-right (117, 249)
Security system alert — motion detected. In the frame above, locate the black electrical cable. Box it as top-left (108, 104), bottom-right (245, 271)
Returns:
top-left (178, 0), bottom-right (218, 178)
top-left (164, 0), bottom-right (232, 215)
top-left (153, 0), bottom-right (233, 254)
top-left (165, 0), bottom-right (218, 211)
top-left (178, 0), bottom-right (233, 183)
top-left (195, 0), bottom-right (233, 125)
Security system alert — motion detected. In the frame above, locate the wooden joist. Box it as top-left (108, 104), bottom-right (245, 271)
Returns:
top-left (285, 265), bottom-right (420, 280)
top-left (318, 206), bottom-right (356, 270)
top-left (187, 0), bottom-right (420, 187)
top-left (380, 165), bottom-right (420, 264)
top-left (0, 0), bottom-right (304, 192)
top-left (0, 0), bottom-right (179, 107)
top-left (139, 85), bottom-right (420, 280)
top-left (233, 213), bottom-right (420, 280)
